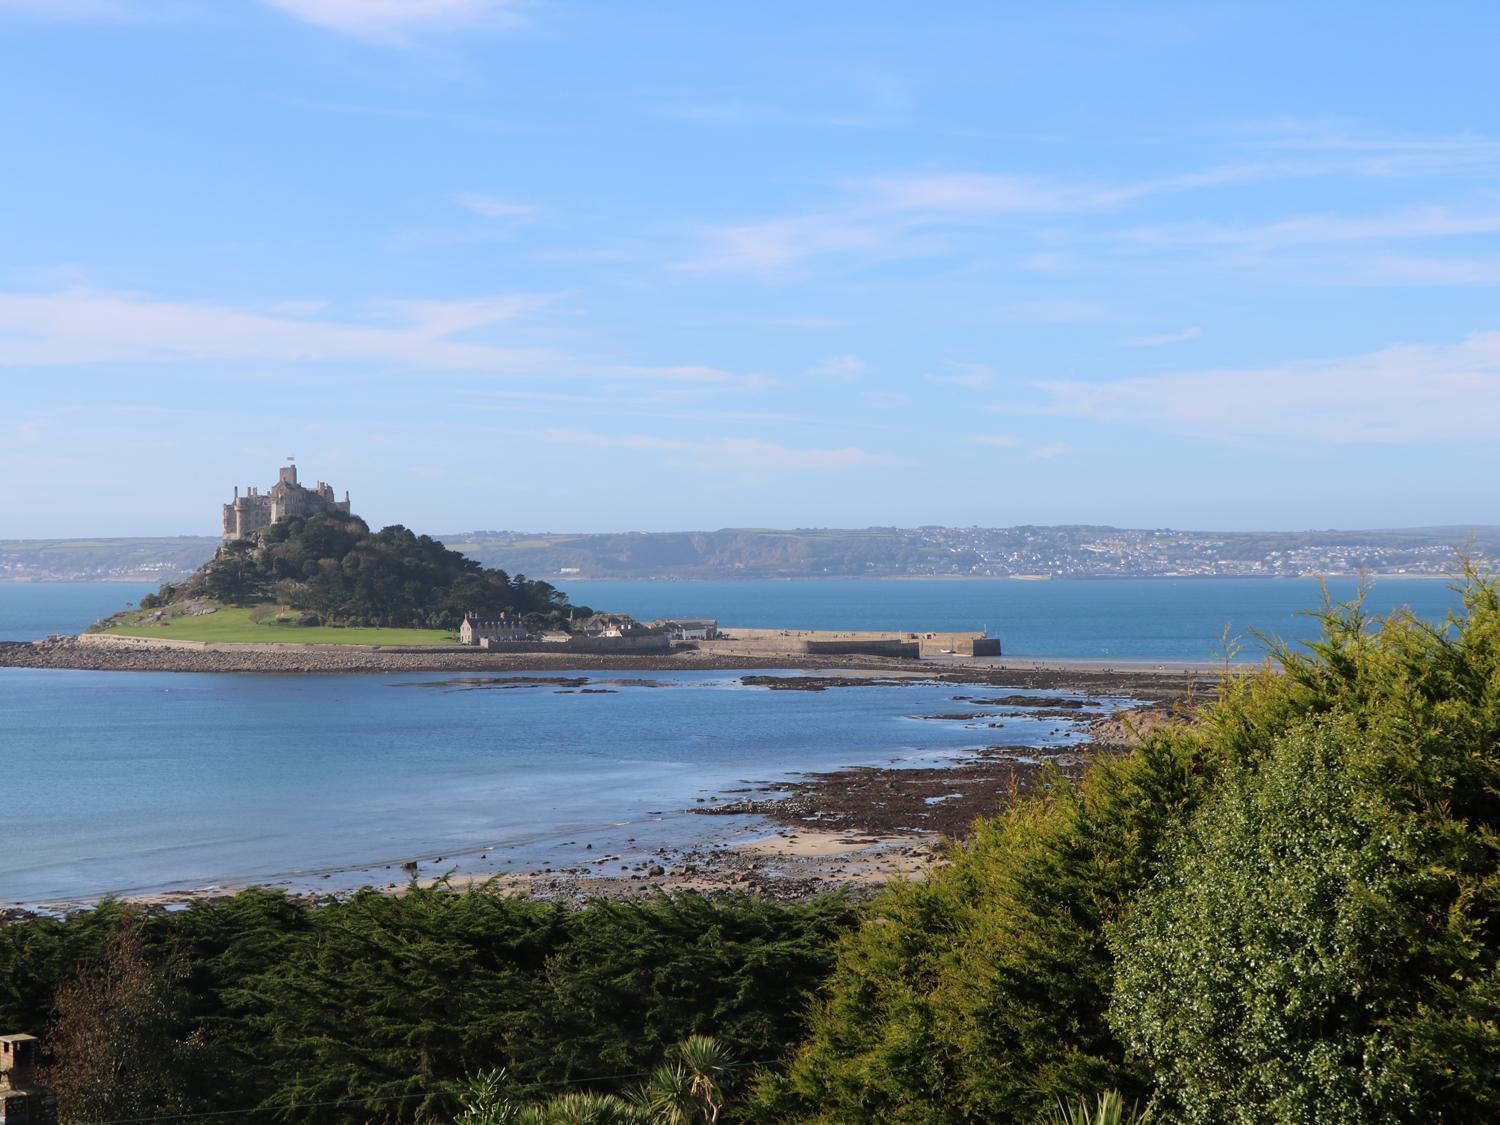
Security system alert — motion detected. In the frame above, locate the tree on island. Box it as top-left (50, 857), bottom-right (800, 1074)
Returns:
top-left (145, 513), bottom-right (590, 630)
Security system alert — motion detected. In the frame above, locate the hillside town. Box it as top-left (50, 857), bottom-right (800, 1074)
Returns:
top-left (1, 524), bottom-right (1492, 583)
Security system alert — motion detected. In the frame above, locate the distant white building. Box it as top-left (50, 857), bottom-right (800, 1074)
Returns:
top-left (459, 613), bottom-right (528, 645)
top-left (647, 619), bottom-right (718, 641)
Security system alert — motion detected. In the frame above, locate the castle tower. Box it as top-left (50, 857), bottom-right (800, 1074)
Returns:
top-left (222, 463), bottom-right (349, 541)
top-left (0, 1034), bottom-right (57, 1124)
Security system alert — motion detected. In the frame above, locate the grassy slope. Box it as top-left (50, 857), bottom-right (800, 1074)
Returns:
top-left (99, 604), bottom-right (455, 646)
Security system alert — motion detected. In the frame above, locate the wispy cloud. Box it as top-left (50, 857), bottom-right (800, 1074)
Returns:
top-left (382, 293), bottom-right (551, 335)
top-left (1101, 203), bottom-right (1500, 288)
top-left (0, 288), bottom-right (547, 370)
top-left (1244, 120), bottom-right (1500, 173)
top-left (0, 288), bottom-right (741, 387)
top-left (1033, 331), bottom-right (1500, 444)
top-left (1117, 204), bottom-right (1500, 253)
top-left (263, 0), bottom-right (522, 43)
top-left (926, 362), bottom-right (996, 389)
top-left (994, 299), bottom-right (1130, 325)
top-left (808, 354), bottom-right (867, 380)
top-left (1122, 327), bottom-right (1202, 348)
top-left (0, 0), bottom-right (133, 17)
top-left (683, 215), bottom-right (904, 274)
top-left (539, 429), bottom-right (897, 470)
top-left (454, 193), bottom-right (537, 219)
top-left (678, 131), bottom-right (1500, 276)
top-left (967, 434), bottom-right (1069, 459)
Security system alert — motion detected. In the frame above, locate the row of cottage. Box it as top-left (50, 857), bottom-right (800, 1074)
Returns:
top-left (458, 612), bottom-right (718, 648)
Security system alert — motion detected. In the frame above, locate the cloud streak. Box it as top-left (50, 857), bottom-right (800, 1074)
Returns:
top-left (455, 193), bottom-right (537, 219)
top-left (540, 429), bottom-right (897, 470)
top-left (263, 0), bottom-right (521, 43)
top-left (0, 288), bottom-right (743, 386)
top-left (1033, 332), bottom-right (1500, 443)
top-left (678, 137), bottom-right (1500, 276)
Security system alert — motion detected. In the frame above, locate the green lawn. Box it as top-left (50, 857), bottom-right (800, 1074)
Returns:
top-left (99, 604), bottom-right (457, 647)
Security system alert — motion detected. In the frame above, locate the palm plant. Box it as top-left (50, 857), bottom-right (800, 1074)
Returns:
top-left (517, 1091), bottom-right (647, 1124)
top-left (633, 1036), bottom-right (733, 1124)
top-left (458, 1037), bottom-right (733, 1125)
top-left (1040, 1090), bottom-right (1151, 1125)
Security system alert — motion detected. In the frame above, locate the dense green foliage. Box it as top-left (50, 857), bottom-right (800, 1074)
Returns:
top-left (756, 578), bottom-right (1500, 1122)
top-left (147, 513), bottom-right (585, 628)
top-left (751, 734), bottom-right (1206, 1121)
top-left (1109, 589), bottom-right (1500, 1120)
top-left (0, 887), bottom-right (852, 1123)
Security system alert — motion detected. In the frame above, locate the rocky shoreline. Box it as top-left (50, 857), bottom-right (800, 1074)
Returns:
top-left (468, 694), bottom-right (1193, 905)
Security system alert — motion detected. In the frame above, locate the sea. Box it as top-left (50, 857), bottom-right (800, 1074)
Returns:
top-left (0, 576), bottom-right (1467, 658)
top-left (0, 577), bottom-right (1468, 906)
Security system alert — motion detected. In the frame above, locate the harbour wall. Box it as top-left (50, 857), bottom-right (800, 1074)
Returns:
top-left (701, 628), bottom-right (998, 659)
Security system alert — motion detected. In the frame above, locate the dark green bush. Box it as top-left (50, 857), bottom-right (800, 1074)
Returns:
top-left (1110, 585), bottom-right (1500, 1121)
top-left (0, 887), bottom-right (852, 1123)
top-left (759, 578), bottom-right (1500, 1122)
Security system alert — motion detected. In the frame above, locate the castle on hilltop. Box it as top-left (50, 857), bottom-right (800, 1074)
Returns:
top-left (222, 461), bottom-right (351, 541)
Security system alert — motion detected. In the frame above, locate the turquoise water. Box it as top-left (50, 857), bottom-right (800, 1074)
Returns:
top-left (0, 667), bottom-right (1113, 905)
top-left (0, 581), bottom-right (159, 641)
top-left (570, 577), bottom-right (1464, 661)
top-left (0, 577), bottom-right (1464, 660)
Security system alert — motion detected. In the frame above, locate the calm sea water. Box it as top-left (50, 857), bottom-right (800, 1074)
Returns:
top-left (570, 576), bottom-right (1464, 662)
top-left (0, 578), bottom-right (1466, 905)
top-left (0, 577), bottom-right (1465, 660)
top-left (0, 667), bottom-right (1114, 905)
top-left (0, 581), bottom-right (160, 641)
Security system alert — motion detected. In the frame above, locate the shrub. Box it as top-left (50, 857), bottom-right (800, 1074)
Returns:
top-left (762, 576), bottom-right (1500, 1121)
top-left (1110, 585), bottom-right (1500, 1120)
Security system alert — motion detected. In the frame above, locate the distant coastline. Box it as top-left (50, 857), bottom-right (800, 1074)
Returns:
top-left (4, 523), bottom-right (1493, 583)
top-left (0, 571), bottom-right (1470, 584)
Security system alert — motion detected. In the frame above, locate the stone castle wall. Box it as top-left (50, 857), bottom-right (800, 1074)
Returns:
top-left (222, 464), bottom-right (351, 540)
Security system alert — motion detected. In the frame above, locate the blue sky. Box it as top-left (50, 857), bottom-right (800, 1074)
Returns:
top-left (4, 1), bottom-right (1500, 536)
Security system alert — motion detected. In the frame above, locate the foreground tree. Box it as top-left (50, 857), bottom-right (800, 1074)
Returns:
top-left (42, 913), bottom-right (192, 1123)
top-left (1109, 588), bottom-right (1500, 1119)
top-left (758, 575), bottom-right (1500, 1122)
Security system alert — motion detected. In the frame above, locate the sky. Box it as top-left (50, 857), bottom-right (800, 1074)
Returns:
top-left (4, 0), bottom-right (1500, 537)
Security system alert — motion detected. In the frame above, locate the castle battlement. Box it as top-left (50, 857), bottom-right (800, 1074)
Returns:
top-left (222, 462), bottom-right (351, 541)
